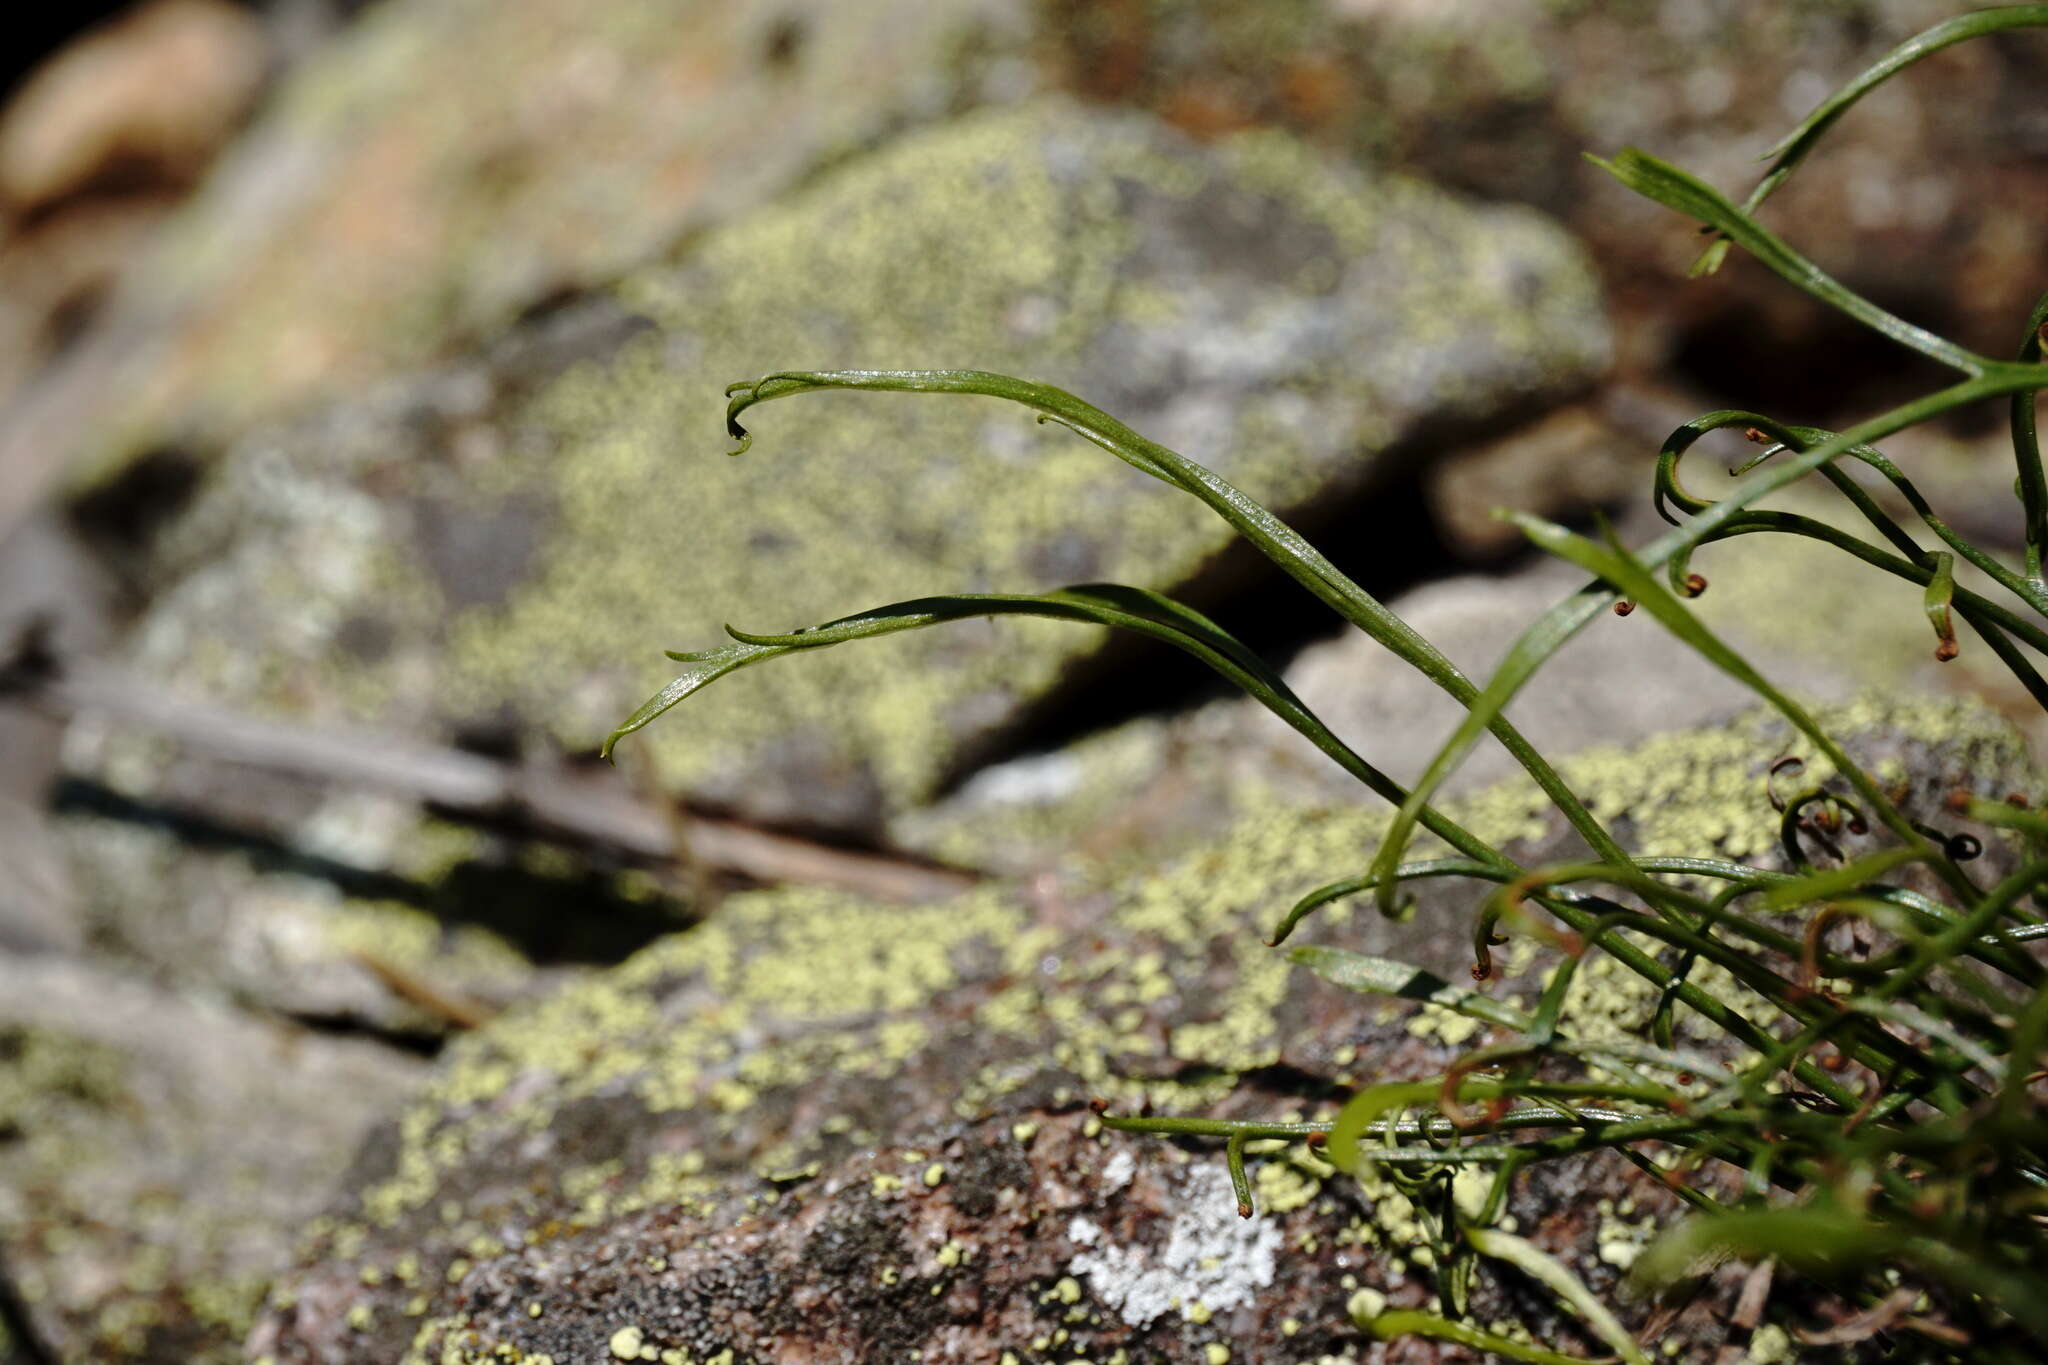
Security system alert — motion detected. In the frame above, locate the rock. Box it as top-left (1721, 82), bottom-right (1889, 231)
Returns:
top-left (0, 797), bottom-right (78, 955)
top-left (247, 696), bottom-right (2033, 1363)
top-left (49, 803), bottom-right (565, 1038)
top-left (42, 739), bottom-right (704, 1037)
top-left (54, 0), bottom-right (2041, 488)
top-left (0, 955), bottom-right (423, 1363)
top-left (85, 99), bottom-right (1606, 837)
top-left (0, 193), bottom-right (174, 407)
top-left (1423, 404), bottom-right (1640, 563)
top-left (1044, 0), bottom-right (2048, 380)
top-left (0, 0), bottom-right (266, 214)
top-left (899, 459), bottom-right (2042, 876)
top-left (0, 512), bottom-right (115, 954)
top-left (61, 0), bottom-right (1039, 481)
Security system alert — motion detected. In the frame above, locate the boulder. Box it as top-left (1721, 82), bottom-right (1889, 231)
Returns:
top-left (60, 0), bottom-right (2041, 488)
top-left (0, 956), bottom-right (423, 1363)
top-left (87, 99), bottom-right (1607, 840)
top-left (0, 0), bottom-right (265, 216)
top-left (899, 470), bottom-right (2031, 877)
top-left (57, 0), bottom-right (1039, 486)
top-left (50, 803), bottom-right (571, 1038)
top-left (1046, 0), bottom-right (2048, 382)
top-left (247, 695), bottom-right (2034, 1363)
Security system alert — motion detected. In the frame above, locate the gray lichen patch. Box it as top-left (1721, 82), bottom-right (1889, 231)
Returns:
top-left (246, 696), bottom-right (2031, 1362)
top-left (96, 98), bottom-right (1606, 839)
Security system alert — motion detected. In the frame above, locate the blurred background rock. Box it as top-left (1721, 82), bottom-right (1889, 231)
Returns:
top-left (0, 1), bottom-right (2043, 1360)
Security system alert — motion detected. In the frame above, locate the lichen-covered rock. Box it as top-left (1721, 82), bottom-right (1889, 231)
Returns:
top-left (0, 955), bottom-right (422, 1364)
top-left (898, 478), bottom-right (2040, 876)
top-left (247, 696), bottom-right (2034, 1363)
top-left (97, 99), bottom-right (1606, 836)
top-left (1045, 0), bottom-right (2048, 371)
top-left (69, 0), bottom-right (1037, 479)
top-left (59, 0), bottom-right (2044, 488)
top-left (49, 803), bottom-right (567, 1038)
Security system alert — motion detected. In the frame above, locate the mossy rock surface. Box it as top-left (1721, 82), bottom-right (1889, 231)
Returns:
top-left (102, 99), bottom-right (1605, 833)
top-left (249, 697), bottom-right (2034, 1363)
top-left (0, 956), bottom-right (422, 1364)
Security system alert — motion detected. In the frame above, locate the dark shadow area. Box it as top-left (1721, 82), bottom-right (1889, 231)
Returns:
top-left (0, 1243), bottom-right (58, 1365)
top-left (287, 1010), bottom-right (445, 1058)
top-left (1, 4), bottom-right (141, 105)
top-left (67, 445), bottom-right (203, 549)
top-left (50, 777), bottom-right (695, 967)
top-left (1670, 289), bottom-right (1988, 434)
top-left (64, 445), bottom-right (207, 606)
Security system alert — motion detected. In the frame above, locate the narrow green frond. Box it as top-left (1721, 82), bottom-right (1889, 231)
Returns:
top-left (715, 367), bottom-right (1634, 890)
top-left (1267, 859), bottom-right (1503, 945)
top-left (1509, 513), bottom-right (1960, 894)
top-left (601, 642), bottom-right (775, 759)
top-left (1689, 7), bottom-right (2048, 276)
top-left (1288, 945), bottom-right (1531, 1032)
top-left (1362, 1309), bottom-right (1617, 1365)
top-left (1590, 149), bottom-right (1989, 375)
top-left (1757, 847), bottom-right (1926, 912)
top-left (2014, 285), bottom-right (2048, 582)
top-left (1466, 1227), bottom-right (1651, 1365)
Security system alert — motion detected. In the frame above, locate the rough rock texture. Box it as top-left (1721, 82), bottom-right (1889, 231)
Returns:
top-left (0, 955), bottom-right (423, 1364)
top-left (896, 474), bottom-right (2035, 877)
top-left (62, 0), bottom-right (1038, 482)
top-left (50, 804), bottom-right (573, 1038)
top-left (60, 0), bottom-right (2042, 487)
top-left (0, 0), bottom-right (266, 214)
top-left (88, 99), bottom-right (1606, 837)
top-left (0, 0), bottom-right (268, 440)
top-left (1045, 0), bottom-right (2048, 382)
top-left (247, 696), bottom-right (2035, 1364)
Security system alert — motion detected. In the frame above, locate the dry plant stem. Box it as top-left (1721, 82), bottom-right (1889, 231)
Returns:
top-left (13, 652), bottom-right (972, 903)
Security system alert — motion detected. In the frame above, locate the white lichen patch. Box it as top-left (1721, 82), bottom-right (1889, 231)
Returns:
top-left (1067, 1165), bottom-right (1280, 1327)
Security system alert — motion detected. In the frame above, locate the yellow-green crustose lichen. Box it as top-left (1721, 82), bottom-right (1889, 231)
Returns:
top-left (907, 683), bottom-right (2031, 905)
top-left (112, 97), bottom-right (1602, 837)
top-left (291, 693), bottom-right (2028, 1356)
top-left (0, 1025), bottom-right (341, 1363)
top-left (443, 101), bottom-right (1598, 808)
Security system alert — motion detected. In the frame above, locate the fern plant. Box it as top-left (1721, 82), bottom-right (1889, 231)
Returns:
top-left (606, 8), bottom-right (2048, 1360)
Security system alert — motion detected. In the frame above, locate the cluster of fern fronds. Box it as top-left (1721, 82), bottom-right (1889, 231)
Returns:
top-left (607, 7), bottom-right (2048, 1360)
